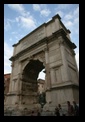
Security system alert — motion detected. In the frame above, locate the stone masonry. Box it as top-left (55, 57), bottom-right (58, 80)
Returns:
top-left (4, 14), bottom-right (79, 116)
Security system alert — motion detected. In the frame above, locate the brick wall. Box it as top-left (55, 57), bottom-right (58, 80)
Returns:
top-left (4, 73), bottom-right (11, 95)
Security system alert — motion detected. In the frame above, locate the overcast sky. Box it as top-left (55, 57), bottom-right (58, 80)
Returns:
top-left (4, 4), bottom-right (79, 79)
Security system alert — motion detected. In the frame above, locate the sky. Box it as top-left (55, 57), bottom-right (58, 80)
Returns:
top-left (4, 4), bottom-right (79, 80)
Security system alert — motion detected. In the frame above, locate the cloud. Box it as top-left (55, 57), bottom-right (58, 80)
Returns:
top-left (9, 38), bottom-right (12, 42)
top-left (73, 6), bottom-right (79, 16)
top-left (8, 4), bottom-right (30, 17)
top-left (4, 19), bottom-right (11, 31)
top-left (11, 30), bottom-right (25, 43)
top-left (73, 17), bottom-right (79, 35)
top-left (11, 31), bottom-right (17, 34)
top-left (33, 4), bottom-right (51, 17)
top-left (4, 18), bottom-right (16, 31)
top-left (4, 42), bottom-right (13, 74)
top-left (74, 17), bottom-right (79, 24)
top-left (55, 5), bottom-right (79, 32)
top-left (63, 6), bottom-right (79, 36)
top-left (57, 4), bottom-right (72, 10)
top-left (8, 4), bottom-right (37, 30)
top-left (8, 4), bottom-right (24, 12)
top-left (40, 9), bottom-right (51, 17)
top-left (33, 4), bottom-right (41, 11)
top-left (33, 4), bottom-right (45, 11)
top-left (15, 16), bottom-right (36, 30)
top-left (64, 14), bottom-right (72, 20)
top-left (64, 21), bottom-right (73, 28)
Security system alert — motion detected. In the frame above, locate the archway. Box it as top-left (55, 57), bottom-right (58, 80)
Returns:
top-left (21, 59), bottom-right (45, 105)
top-left (4, 14), bottom-right (79, 116)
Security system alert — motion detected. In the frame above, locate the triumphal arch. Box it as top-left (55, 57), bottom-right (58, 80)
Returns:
top-left (4, 14), bottom-right (79, 116)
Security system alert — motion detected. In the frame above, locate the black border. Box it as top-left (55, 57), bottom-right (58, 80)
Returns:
top-left (0, 3), bottom-right (4, 117)
top-left (3, 2), bottom-right (80, 121)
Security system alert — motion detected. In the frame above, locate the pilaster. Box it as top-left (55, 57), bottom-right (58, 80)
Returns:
top-left (58, 37), bottom-right (70, 82)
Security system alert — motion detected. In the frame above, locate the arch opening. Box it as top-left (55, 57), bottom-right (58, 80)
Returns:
top-left (23, 59), bottom-right (45, 81)
top-left (21, 59), bottom-right (45, 104)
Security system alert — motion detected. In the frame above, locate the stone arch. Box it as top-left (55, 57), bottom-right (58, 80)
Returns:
top-left (5, 14), bottom-right (79, 116)
top-left (21, 59), bottom-right (45, 105)
top-left (22, 51), bottom-right (45, 72)
top-left (22, 59), bottom-right (30, 71)
top-left (22, 59), bottom-right (45, 80)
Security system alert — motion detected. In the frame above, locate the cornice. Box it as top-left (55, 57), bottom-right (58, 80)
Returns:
top-left (9, 29), bottom-right (76, 61)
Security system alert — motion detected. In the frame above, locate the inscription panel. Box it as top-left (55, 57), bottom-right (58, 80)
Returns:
top-left (20, 27), bottom-right (46, 51)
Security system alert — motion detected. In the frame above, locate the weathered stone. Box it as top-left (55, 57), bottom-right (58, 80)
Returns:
top-left (4, 14), bottom-right (79, 116)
